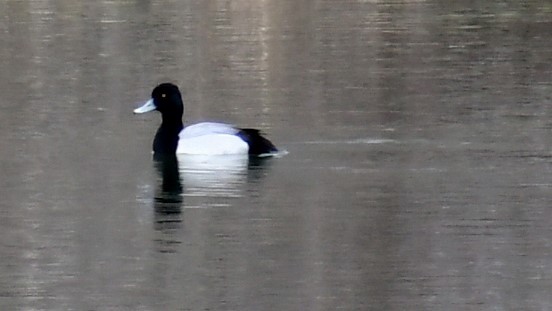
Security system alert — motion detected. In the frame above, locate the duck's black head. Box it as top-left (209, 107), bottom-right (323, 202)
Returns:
top-left (134, 83), bottom-right (185, 155)
top-left (151, 83), bottom-right (183, 117)
top-left (134, 83), bottom-right (184, 120)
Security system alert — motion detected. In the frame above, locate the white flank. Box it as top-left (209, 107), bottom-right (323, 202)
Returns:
top-left (177, 134), bottom-right (249, 155)
top-left (179, 122), bottom-right (239, 138)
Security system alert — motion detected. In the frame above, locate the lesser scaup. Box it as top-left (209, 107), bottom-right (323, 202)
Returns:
top-left (134, 83), bottom-right (278, 156)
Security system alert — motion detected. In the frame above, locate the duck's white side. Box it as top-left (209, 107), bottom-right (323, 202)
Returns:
top-left (177, 122), bottom-right (249, 155)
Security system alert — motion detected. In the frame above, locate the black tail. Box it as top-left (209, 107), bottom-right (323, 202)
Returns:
top-left (237, 128), bottom-right (278, 156)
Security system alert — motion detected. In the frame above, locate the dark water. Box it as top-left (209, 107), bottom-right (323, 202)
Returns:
top-left (1, 1), bottom-right (552, 310)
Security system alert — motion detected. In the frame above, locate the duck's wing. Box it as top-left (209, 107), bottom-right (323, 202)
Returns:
top-left (179, 122), bottom-right (239, 139)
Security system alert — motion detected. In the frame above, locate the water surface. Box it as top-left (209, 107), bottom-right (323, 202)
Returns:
top-left (1, 1), bottom-right (552, 310)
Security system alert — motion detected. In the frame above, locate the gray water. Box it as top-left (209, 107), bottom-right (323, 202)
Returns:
top-left (1, 1), bottom-right (552, 310)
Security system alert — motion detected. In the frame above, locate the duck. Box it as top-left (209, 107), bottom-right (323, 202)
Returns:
top-left (134, 83), bottom-right (278, 156)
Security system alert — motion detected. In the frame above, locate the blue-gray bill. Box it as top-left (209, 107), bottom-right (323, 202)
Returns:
top-left (133, 99), bottom-right (156, 114)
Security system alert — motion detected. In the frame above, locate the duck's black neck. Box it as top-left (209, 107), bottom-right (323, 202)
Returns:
top-left (153, 117), bottom-right (183, 155)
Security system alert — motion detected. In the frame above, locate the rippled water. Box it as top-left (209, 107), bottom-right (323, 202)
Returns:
top-left (1, 1), bottom-right (552, 310)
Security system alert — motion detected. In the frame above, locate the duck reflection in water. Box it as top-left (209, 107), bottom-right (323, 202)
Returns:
top-left (151, 153), bottom-right (274, 252)
top-left (153, 154), bottom-right (183, 233)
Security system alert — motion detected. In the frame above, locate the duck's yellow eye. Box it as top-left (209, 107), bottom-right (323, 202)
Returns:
top-left (161, 93), bottom-right (166, 98)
